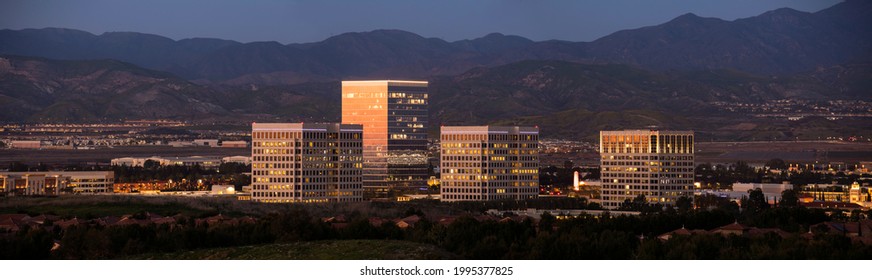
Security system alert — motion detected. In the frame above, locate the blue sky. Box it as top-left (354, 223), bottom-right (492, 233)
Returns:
top-left (0, 0), bottom-right (842, 43)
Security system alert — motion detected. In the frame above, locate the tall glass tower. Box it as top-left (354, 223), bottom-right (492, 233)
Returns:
top-left (341, 80), bottom-right (429, 198)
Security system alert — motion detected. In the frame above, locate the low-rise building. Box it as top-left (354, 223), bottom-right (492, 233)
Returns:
top-left (111, 156), bottom-right (224, 169)
top-left (10, 140), bottom-right (42, 149)
top-left (193, 139), bottom-right (219, 147)
top-left (0, 171), bottom-right (114, 195)
top-left (221, 141), bottom-right (248, 148)
top-left (222, 156), bottom-right (251, 165)
top-left (210, 185), bottom-right (236, 195)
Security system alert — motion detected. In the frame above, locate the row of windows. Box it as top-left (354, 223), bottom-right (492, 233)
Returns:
top-left (251, 191), bottom-right (361, 198)
top-left (253, 198), bottom-right (362, 203)
top-left (253, 131), bottom-right (362, 140)
top-left (601, 190), bottom-right (691, 199)
top-left (602, 186), bottom-right (692, 193)
top-left (441, 156), bottom-right (538, 162)
top-left (442, 194), bottom-right (538, 201)
top-left (441, 134), bottom-right (539, 141)
top-left (442, 187), bottom-right (537, 194)
top-left (602, 168), bottom-right (694, 174)
top-left (441, 180), bottom-right (538, 187)
top-left (441, 149), bottom-right (537, 155)
top-left (255, 177), bottom-right (362, 183)
top-left (345, 92), bottom-right (428, 99)
top-left (602, 161), bottom-right (694, 166)
top-left (388, 92), bottom-right (428, 99)
top-left (600, 134), bottom-right (693, 154)
top-left (252, 184), bottom-right (361, 191)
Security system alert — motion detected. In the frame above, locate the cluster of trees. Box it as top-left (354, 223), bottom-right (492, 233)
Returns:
top-left (695, 159), bottom-right (871, 189)
top-left (3, 197), bottom-right (870, 259)
top-left (695, 161), bottom-right (766, 188)
top-left (5, 162), bottom-right (49, 172)
top-left (112, 162), bottom-right (251, 190)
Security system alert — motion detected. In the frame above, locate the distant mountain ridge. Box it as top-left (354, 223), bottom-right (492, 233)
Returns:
top-left (0, 55), bottom-right (227, 122)
top-left (0, 0), bottom-right (870, 83)
top-left (3, 55), bottom-right (870, 141)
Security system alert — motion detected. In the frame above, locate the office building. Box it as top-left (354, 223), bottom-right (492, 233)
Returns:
top-left (111, 156), bottom-right (223, 169)
top-left (342, 80), bottom-right (429, 198)
top-left (440, 126), bottom-right (539, 202)
top-left (0, 171), bottom-right (114, 196)
top-left (599, 130), bottom-right (694, 209)
top-left (250, 123), bottom-right (363, 203)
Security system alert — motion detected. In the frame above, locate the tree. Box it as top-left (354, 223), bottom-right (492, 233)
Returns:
top-left (143, 160), bottom-right (160, 169)
top-left (779, 189), bottom-right (799, 208)
top-left (765, 158), bottom-right (787, 170)
top-left (743, 188), bottom-right (770, 213)
top-left (8, 162), bottom-right (29, 172)
top-left (620, 195), bottom-right (648, 211)
top-left (676, 196), bottom-right (693, 213)
top-left (539, 212), bottom-right (556, 233)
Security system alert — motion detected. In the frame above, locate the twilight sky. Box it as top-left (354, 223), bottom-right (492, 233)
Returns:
top-left (0, 0), bottom-right (842, 44)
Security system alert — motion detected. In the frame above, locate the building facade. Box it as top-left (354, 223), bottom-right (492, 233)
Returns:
top-left (111, 156), bottom-right (231, 169)
top-left (0, 171), bottom-right (114, 196)
top-left (440, 126), bottom-right (539, 202)
top-left (251, 123), bottom-right (363, 203)
top-left (599, 130), bottom-right (694, 209)
top-left (341, 80), bottom-right (429, 198)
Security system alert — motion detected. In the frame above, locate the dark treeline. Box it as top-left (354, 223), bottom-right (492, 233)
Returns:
top-left (3, 199), bottom-right (871, 259)
top-left (112, 162), bottom-right (251, 189)
top-left (696, 160), bottom-right (871, 189)
top-left (4, 161), bottom-right (252, 190)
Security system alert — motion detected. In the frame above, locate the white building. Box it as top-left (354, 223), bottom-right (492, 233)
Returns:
top-left (251, 123), bottom-right (363, 203)
top-left (193, 139), bottom-right (219, 147)
top-left (210, 185), bottom-right (236, 195)
top-left (221, 141), bottom-right (248, 148)
top-left (222, 156), bottom-right (251, 165)
top-left (10, 140), bottom-right (42, 149)
top-left (599, 130), bottom-right (695, 209)
top-left (0, 171), bottom-right (114, 195)
top-left (440, 126), bottom-right (539, 202)
top-left (111, 156), bottom-right (225, 169)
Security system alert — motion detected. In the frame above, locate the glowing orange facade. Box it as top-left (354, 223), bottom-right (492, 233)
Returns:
top-left (342, 80), bottom-right (428, 198)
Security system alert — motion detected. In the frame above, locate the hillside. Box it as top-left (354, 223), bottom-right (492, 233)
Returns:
top-left (0, 55), bottom-right (228, 122)
top-left (429, 60), bottom-right (871, 139)
top-left (1, 55), bottom-right (869, 140)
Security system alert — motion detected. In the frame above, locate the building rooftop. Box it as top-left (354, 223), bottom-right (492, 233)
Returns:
top-left (341, 80), bottom-right (428, 86)
top-left (252, 122), bottom-right (362, 132)
top-left (441, 125), bottom-right (539, 134)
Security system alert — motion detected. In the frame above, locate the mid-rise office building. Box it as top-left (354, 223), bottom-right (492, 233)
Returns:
top-left (342, 80), bottom-right (429, 198)
top-left (251, 123), bottom-right (363, 203)
top-left (0, 171), bottom-right (114, 196)
top-left (599, 130), bottom-right (694, 209)
top-left (440, 126), bottom-right (539, 202)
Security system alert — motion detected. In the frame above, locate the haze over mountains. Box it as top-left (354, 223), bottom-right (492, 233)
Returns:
top-left (0, 0), bottom-right (870, 140)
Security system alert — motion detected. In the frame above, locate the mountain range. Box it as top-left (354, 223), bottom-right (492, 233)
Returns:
top-left (1, 0), bottom-right (870, 83)
top-left (1, 1), bottom-right (871, 140)
top-left (2, 54), bottom-right (869, 140)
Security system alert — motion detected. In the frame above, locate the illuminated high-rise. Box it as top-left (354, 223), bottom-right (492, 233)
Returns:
top-left (440, 126), bottom-right (539, 202)
top-left (341, 80), bottom-right (428, 198)
top-left (251, 123), bottom-right (363, 203)
top-left (598, 130), bottom-right (694, 209)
